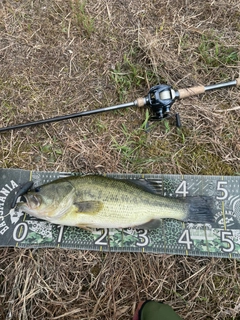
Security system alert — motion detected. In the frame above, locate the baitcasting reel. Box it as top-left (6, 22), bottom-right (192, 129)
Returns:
top-left (146, 84), bottom-right (176, 120)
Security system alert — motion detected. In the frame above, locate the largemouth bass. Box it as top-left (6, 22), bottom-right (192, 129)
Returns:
top-left (16, 175), bottom-right (215, 229)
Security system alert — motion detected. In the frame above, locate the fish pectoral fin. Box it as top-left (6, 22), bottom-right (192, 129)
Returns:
top-left (135, 219), bottom-right (161, 230)
top-left (73, 201), bottom-right (103, 214)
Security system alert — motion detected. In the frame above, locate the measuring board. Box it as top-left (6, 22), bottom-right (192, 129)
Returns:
top-left (0, 168), bottom-right (240, 258)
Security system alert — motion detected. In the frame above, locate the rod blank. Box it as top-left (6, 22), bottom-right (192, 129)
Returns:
top-left (0, 101), bottom-right (137, 133)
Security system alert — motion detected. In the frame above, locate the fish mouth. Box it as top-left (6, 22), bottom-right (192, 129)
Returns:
top-left (20, 194), bottom-right (40, 209)
top-left (20, 195), bottom-right (27, 203)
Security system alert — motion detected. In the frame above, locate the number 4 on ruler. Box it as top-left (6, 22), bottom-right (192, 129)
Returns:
top-left (178, 229), bottom-right (193, 250)
top-left (175, 181), bottom-right (189, 197)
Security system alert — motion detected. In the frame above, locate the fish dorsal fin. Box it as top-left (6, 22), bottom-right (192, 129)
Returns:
top-left (120, 179), bottom-right (162, 195)
top-left (74, 201), bottom-right (103, 214)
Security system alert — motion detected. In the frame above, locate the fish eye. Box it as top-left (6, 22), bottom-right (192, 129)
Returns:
top-left (35, 187), bottom-right (41, 192)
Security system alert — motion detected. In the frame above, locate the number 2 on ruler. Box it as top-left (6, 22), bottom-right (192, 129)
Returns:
top-left (95, 229), bottom-right (108, 246)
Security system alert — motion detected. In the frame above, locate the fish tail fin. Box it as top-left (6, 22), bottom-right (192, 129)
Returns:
top-left (184, 196), bottom-right (215, 223)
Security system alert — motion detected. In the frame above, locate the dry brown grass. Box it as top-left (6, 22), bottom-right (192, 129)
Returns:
top-left (0, 0), bottom-right (240, 319)
top-left (1, 249), bottom-right (240, 320)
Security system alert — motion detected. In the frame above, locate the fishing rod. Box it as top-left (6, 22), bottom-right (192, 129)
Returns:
top-left (0, 78), bottom-right (239, 132)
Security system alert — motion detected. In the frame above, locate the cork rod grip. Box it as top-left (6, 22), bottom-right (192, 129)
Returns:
top-left (136, 97), bottom-right (146, 107)
top-left (236, 78), bottom-right (240, 87)
top-left (178, 85), bottom-right (205, 99)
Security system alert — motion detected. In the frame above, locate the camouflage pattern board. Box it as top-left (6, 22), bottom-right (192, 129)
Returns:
top-left (0, 168), bottom-right (240, 258)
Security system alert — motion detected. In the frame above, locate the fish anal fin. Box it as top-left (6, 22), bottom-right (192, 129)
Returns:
top-left (74, 201), bottom-right (103, 214)
top-left (135, 219), bottom-right (161, 230)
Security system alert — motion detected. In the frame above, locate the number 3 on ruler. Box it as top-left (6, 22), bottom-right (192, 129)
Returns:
top-left (136, 230), bottom-right (149, 247)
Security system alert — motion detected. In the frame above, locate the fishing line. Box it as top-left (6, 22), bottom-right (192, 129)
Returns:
top-left (1, 211), bottom-right (11, 219)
